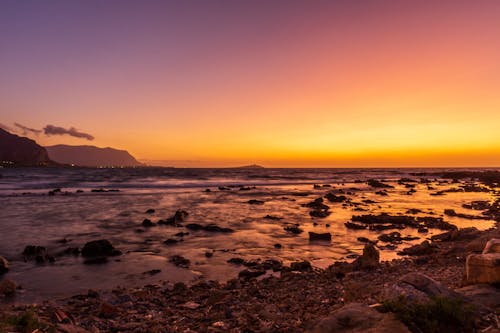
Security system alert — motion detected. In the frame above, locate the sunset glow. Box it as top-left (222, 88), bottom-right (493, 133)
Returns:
top-left (1, 0), bottom-right (499, 166)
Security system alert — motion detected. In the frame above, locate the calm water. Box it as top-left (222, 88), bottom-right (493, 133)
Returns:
top-left (0, 167), bottom-right (497, 303)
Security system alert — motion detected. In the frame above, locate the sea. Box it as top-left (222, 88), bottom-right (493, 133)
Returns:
top-left (0, 167), bottom-right (497, 303)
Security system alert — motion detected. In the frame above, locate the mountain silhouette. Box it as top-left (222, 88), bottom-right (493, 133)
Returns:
top-left (0, 128), bottom-right (53, 166)
top-left (46, 144), bottom-right (142, 167)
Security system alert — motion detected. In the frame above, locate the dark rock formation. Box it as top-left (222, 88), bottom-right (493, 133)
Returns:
top-left (309, 232), bottom-right (332, 241)
top-left (0, 128), bottom-right (53, 166)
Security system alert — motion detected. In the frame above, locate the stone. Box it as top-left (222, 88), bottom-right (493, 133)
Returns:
top-left (310, 303), bottom-right (410, 333)
top-left (397, 241), bottom-right (435, 256)
top-left (482, 238), bottom-right (500, 254)
top-left (352, 243), bottom-right (379, 270)
top-left (309, 232), bottom-right (332, 241)
top-left (0, 256), bottom-right (9, 274)
top-left (466, 253), bottom-right (500, 284)
top-left (0, 278), bottom-right (16, 296)
top-left (81, 239), bottom-right (121, 257)
top-left (290, 261), bottom-right (312, 272)
top-left (456, 284), bottom-right (500, 309)
top-left (142, 218), bottom-right (155, 227)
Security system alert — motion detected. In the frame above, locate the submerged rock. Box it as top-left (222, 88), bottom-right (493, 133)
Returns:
top-left (142, 218), bottom-right (155, 227)
top-left (81, 240), bottom-right (121, 257)
top-left (185, 223), bottom-right (234, 233)
top-left (170, 255), bottom-right (190, 268)
top-left (284, 225), bottom-right (304, 234)
top-left (248, 199), bottom-right (264, 205)
top-left (309, 232), bottom-right (332, 241)
top-left (290, 261), bottom-right (312, 272)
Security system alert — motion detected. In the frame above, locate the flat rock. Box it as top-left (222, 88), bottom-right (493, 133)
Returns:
top-left (310, 303), bottom-right (410, 333)
top-left (456, 284), bottom-right (500, 309)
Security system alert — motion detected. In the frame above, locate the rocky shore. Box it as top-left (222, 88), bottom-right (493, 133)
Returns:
top-left (1, 222), bottom-right (499, 332)
top-left (1, 170), bottom-right (499, 332)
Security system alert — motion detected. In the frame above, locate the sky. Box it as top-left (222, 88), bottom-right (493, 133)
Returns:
top-left (1, 0), bottom-right (500, 167)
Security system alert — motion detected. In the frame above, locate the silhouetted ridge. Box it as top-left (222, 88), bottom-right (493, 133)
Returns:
top-left (0, 128), bottom-right (53, 166)
top-left (46, 144), bottom-right (142, 167)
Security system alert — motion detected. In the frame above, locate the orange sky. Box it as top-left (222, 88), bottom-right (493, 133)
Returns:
top-left (1, 1), bottom-right (499, 167)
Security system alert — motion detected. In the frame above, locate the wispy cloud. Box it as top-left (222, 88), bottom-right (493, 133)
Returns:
top-left (14, 122), bottom-right (42, 135)
top-left (43, 124), bottom-right (94, 141)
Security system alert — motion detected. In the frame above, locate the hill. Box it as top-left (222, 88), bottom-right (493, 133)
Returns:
top-left (46, 144), bottom-right (142, 167)
top-left (0, 128), bottom-right (53, 166)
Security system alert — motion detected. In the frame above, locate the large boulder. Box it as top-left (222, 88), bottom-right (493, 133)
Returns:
top-left (81, 240), bottom-right (121, 257)
top-left (465, 239), bottom-right (500, 284)
top-left (383, 273), bottom-right (456, 304)
top-left (0, 256), bottom-right (8, 274)
top-left (309, 303), bottom-right (410, 333)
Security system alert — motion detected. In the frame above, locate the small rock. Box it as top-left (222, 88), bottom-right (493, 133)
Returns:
top-left (0, 256), bottom-right (9, 274)
top-left (81, 239), bottom-right (121, 257)
top-left (142, 218), bottom-right (155, 227)
top-left (290, 261), bottom-right (312, 272)
top-left (0, 279), bottom-right (16, 296)
top-left (352, 243), bottom-right (379, 270)
top-left (309, 232), bottom-right (332, 241)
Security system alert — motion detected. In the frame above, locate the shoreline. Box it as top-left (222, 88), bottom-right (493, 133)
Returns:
top-left (1, 221), bottom-right (498, 332)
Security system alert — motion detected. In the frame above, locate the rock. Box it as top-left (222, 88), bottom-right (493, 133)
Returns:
top-left (310, 303), bottom-right (410, 333)
top-left (185, 223), bottom-right (234, 233)
top-left (399, 272), bottom-right (454, 298)
top-left (290, 261), bottom-right (312, 272)
top-left (274, 243), bottom-right (282, 249)
top-left (163, 238), bottom-right (179, 245)
top-left (248, 199), bottom-right (264, 205)
top-left (352, 243), bottom-right (379, 270)
top-left (170, 255), bottom-right (190, 268)
top-left (302, 198), bottom-right (329, 210)
top-left (158, 210), bottom-right (189, 225)
top-left (205, 251), bottom-right (214, 258)
top-left (0, 256), bottom-right (9, 274)
top-left (284, 225), bottom-right (303, 234)
top-left (264, 215), bottom-right (282, 220)
top-left (310, 210), bottom-right (331, 218)
top-left (367, 179), bottom-right (394, 188)
top-left (238, 269), bottom-right (266, 279)
top-left (145, 208), bottom-right (155, 214)
top-left (309, 232), bottom-right (332, 241)
top-left (81, 239), bottom-right (121, 257)
top-left (344, 222), bottom-right (367, 230)
top-left (482, 238), bottom-right (500, 254)
top-left (466, 253), bottom-right (500, 284)
top-left (456, 284), bottom-right (500, 309)
top-left (22, 245), bottom-right (55, 263)
top-left (397, 241), bottom-right (435, 256)
top-left (0, 278), bottom-right (16, 296)
top-left (99, 301), bottom-right (119, 317)
top-left (325, 193), bottom-right (347, 203)
top-left (228, 258), bottom-right (245, 265)
top-left (142, 218), bottom-right (155, 227)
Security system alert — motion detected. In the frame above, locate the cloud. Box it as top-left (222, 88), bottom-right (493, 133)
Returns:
top-left (14, 122), bottom-right (42, 135)
top-left (0, 123), bottom-right (13, 132)
top-left (44, 125), bottom-right (94, 141)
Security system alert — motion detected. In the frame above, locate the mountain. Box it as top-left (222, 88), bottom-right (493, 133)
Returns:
top-left (234, 164), bottom-right (265, 169)
top-left (46, 144), bottom-right (142, 167)
top-left (0, 128), bottom-right (53, 166)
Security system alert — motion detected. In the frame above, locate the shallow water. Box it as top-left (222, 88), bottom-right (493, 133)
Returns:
top-left (0, 167), bottom-right (497, 303)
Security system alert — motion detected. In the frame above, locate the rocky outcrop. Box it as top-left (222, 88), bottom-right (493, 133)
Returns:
top-left (46, 144), bottom-right (142, 167)
top-left (0, 128), bottom-right (53, 166)
top-left (310, 303), bottom-right (410, 333)
top-left (465, 238), bottom-right (500, 284)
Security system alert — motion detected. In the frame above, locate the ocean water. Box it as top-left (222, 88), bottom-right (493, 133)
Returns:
top-left (0, 167), bottom-right (497, 303)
